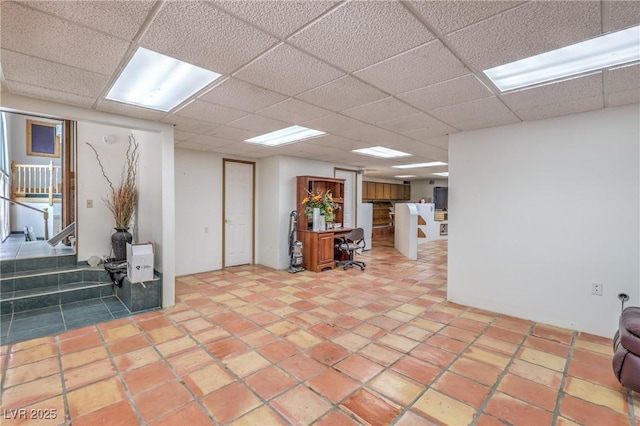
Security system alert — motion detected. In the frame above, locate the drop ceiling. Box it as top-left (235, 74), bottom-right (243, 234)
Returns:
top-left (1, 1), bottom-right (638, 179)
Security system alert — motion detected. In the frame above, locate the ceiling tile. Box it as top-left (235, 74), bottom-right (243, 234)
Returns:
top-left (289, 1), bottom-right (434, 72)
top-left (1, 50), bottom-right (109, 98)
top-left (402, 124), bottom-right (459, 143)
top-left (398, 74), bottom-right (492, 111)
top-left (607, 64), bottom-right (640, 93)
top-left (608, 90), bottom-right (640, 107)
top-left (175, 141), bottom-right (215, 151)
top-left (294, 143), bottom-right (347, 157)
top-left (429, 97), bottom-right (520, 130)
top-left (96, 100), bottom-right (167, 121)
top-left (606, 63), bottom-right (640, 107)
top-left (212, 0), bottom-right (338, 38)
top-left (336, 125), bottom-right (417, 149)
top-left (608, 1), bottom-right (640, 32)
top-left (189, 134), bottom-right (236, 148)
top-left (417, 135), bottom-right (449, 150)
top-left (141, 1), bottom-right (277, 74)
top-left (211, 141), bottom-right (258, 155)
top-left (516, 96), bottom-right (604, 121)
top-left (445, 1), bottom-right (601, 70)
top-left (226, 114), bottom-right (289, 134)
top-left (378, 112), bottom-right (456, 134)
top-left (409, 0), bottom-right (525, 35)
top-left (301, 113), bottom-right (364, 134)
top-left (354, 40), bottom-right (469, 95)
top-left (206, 125), bottom-right (256, 142)
top-left (20, 0), bottom-right (155, 40)
top-left (343, 97), bottom-right (419, 124)
top-left (174, 130), bottom-right (199, 142)
top-left (501, 74), bottom-right (603, 112)
top-left (175, 100), bottom-right (247, 125)
top-left (4, 80), bottom-right (95, 108)
top-left (2, 2), bottom-right (129, 75)
top-left (296, 76), bottom-right (387, 112)
top-left (234, 44), bottom-right (344, 96)
top-left (308, 135), bottom-right (369, 151)
top-left (257, 99), bottom-right (333, 123)
top-left (199, 78), bottom-right (287, 112)
top-left (161, 114), bottom-right (218, 134)
top-left (400, 143), bottom-right (448, 162)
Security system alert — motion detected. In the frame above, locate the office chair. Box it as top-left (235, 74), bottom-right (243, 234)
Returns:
top-left (335, 228), bottom-right (366, 271)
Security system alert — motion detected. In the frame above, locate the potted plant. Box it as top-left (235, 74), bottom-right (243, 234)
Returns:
top-left (87, 135), bottom-right (139, 261)
top-left (302, 190), bottom-right (338, 230)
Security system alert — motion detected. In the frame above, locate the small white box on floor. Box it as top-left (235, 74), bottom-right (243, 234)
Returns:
top-left (126, 242), bottom-right (154, 283)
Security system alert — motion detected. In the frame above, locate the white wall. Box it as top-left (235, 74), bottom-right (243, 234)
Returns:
top-left (78, 123), bottom-right (138, 259)
top-left (174, 149), bottom-right (224, 276)
top-left (256, 155), bottom-right (280, 270)
top-left (136, 130), bottom-right (164, 270)
top-left (10, 201), bottom-right (60, 237)
top-left (448, 105), bottom-right (640, 337)
top-left (411, 179), bottom-right (448, 203)
top-left (170, 154), bottom-right (355, 273)
top-left (6, 112), bottom-right (62, 166)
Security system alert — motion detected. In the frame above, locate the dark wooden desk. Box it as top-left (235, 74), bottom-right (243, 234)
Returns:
top-left (298, 228), bottom-right (353, 272)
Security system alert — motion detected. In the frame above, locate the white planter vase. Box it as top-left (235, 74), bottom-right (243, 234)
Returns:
top-left (312, 208), bottom-right (320, 231)
top-left (318, 215), bottom-right (326, 231)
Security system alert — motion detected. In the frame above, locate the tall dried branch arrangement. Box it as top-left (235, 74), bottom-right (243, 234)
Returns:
top-left (86, 135), bottom-right (139, 230)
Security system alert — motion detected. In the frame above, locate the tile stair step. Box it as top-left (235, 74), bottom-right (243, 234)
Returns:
top-left (1, 268), bottom-right (111, 294)
top-left (0, 254), bottom-right (77, 274)
top-left (1, 281), bottom-right (114, 314)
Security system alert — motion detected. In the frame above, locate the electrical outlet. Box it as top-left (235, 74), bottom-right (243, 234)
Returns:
top-left (592, 283), bottom-right (603, 296)
top-left (86, 199), bottom-right (93, 208)
top-left (204, 226), bottom-right (208, 234)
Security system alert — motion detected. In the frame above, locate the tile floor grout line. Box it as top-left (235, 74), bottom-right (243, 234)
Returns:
top-left (469, 321), bottom-right (537, 426)
top-left (627, 390), bottom-right (638, 426)
top-left (0, 340), bottom-right (11, 393)
top-left (550, 331), bottom-right (578, 425)
top-left (187, 282), bottom-right (319, 425)
top-left (97, 318), bottom-right (153, 426)
top-left (385, 305), bottom-right (498, 425)
top-left (192, 273), bottom-right (373, 424)
top-left (144, 306), bottom-right (262, 425)
top-left (54, 334), bottom-right (72, 425)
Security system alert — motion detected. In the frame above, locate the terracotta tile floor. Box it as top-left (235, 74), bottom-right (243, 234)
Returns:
top-left (1, 240), bottom-right (637, 425)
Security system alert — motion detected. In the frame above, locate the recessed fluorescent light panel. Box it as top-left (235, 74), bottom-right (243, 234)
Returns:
top-left (106, 47), bottom-right (222, 111)
top-left (392, 162), bottom-right (447, 169)
top-left (245, 125), bottom-right (325, 146)
top-left (484, 25), bottom-right (640, 92)
top-left (433, 172), bottom-right (449, 177)
top-left (395, 175), bottom-right (416, 178)
top-left (352, 146), bottom-right (411, 158)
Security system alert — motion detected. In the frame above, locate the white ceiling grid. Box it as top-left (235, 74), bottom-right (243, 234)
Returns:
top-left (1, 0), bottom-right (638, 179)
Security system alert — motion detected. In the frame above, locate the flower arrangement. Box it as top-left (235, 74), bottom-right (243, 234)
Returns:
top-left (86, 135), bottom-right (139, 230)
top-left (302, 190), bottom-right (338, 222)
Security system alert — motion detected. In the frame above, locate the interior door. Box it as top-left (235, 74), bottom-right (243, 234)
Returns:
top-left (335, 168), bottom-right (356, 228)
top-left (223, 160), bottom-right (254, 267)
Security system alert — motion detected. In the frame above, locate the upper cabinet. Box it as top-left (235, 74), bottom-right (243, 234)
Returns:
top-left (296, 176), bottom-right (345, 231)
top-left (363, 181), bottom-right (410, 201)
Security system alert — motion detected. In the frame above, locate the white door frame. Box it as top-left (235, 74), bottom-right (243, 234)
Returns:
top-left (222, 159), bottom-right (255, 268)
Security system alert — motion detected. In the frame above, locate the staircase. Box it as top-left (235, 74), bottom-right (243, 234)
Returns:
top-left (0, 254), bottom-right (131, 345)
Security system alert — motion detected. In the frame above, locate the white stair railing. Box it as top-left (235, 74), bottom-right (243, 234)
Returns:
top-left (11, 161), bottom-right (61, 206)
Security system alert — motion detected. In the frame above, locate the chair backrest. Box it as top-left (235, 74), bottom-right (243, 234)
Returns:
top-left (345, 227), bottom-right (364, 242)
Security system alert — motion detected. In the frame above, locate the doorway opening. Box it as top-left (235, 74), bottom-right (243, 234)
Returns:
top-left (0, 110), bottom-right (75, 259)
